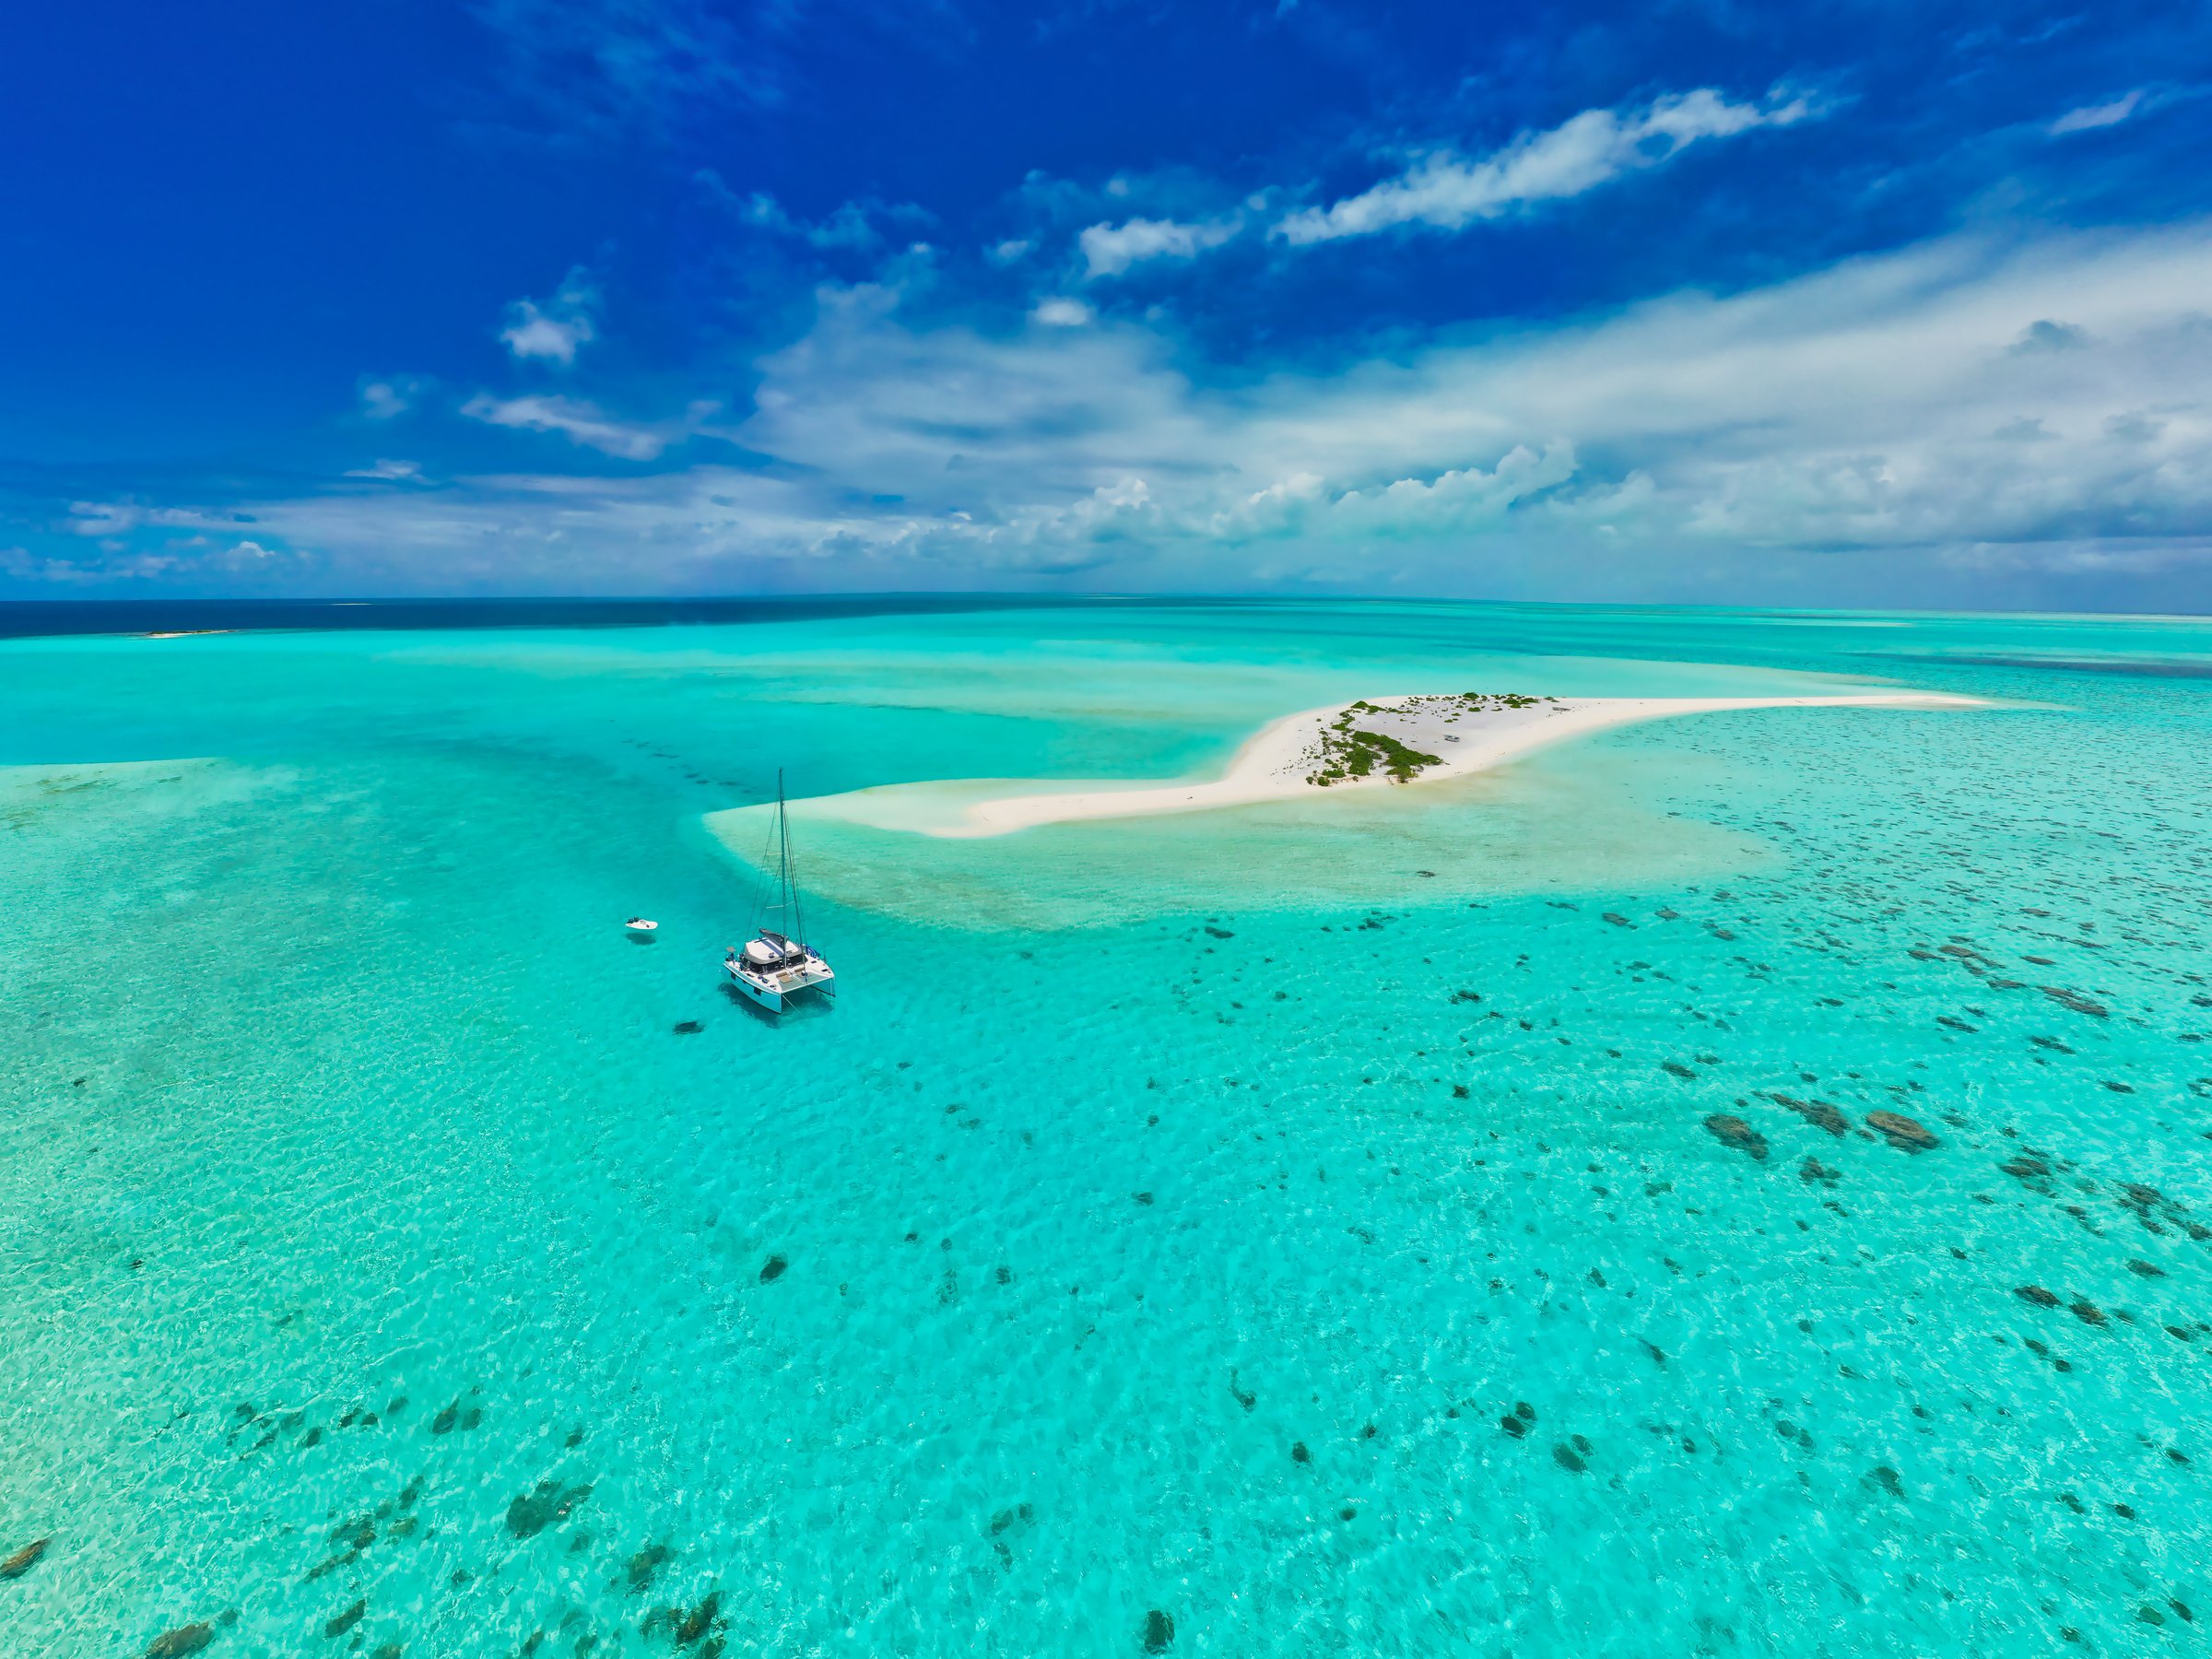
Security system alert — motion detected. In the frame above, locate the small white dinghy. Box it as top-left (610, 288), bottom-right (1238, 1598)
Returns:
top-left (625, 917), bottom-right (659, 934)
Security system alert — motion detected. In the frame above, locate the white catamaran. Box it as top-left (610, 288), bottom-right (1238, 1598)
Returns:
top-left (724, 771), bottom-right (835, 1013)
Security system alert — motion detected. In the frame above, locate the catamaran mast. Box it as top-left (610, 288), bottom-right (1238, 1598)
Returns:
top-left (780, 768), bottom-right (806, 946)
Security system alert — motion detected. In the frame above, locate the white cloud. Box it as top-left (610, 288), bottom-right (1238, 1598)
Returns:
top-left (1030, 297), bottom-right (1095, 326)
top-left (60, 220), bottom-right (2212, 604)
top-left (344, 458), bottom-right (426, 481)
top-left (1078, 216), bottom-right (1241, 277)
top-left (736, 190), bottom-right (929, 252)
top-left (1, 529), bottom-right (299, 586)
top-left (717, 219), bottom-right (2212, 581)
top-left (2050, 90), bottom-right (2142, 135)
top-left (0, 547), bottom-right (187, 584)
top-left (500, 269), bottom-right (599, 366)
top-left (359, 377), bottom-right (426, 420)
top-left (1276, 88), bottom-right (1817, 244)
top-left (1319, 443), bottom-right (1580, 537)
top-left (64, 501), bottom-right (234, 536)
top-left (460, 393), bottom-right (685, 459)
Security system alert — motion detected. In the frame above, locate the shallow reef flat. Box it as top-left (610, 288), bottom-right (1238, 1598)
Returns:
top-left (1, 602), bottom-right (2208, 1658)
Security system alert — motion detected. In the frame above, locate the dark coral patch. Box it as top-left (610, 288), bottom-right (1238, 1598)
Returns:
top-left (324, 1600), bottom-right (366, 1639)
top-left (1866, 1111), bottom-right (1937, 1151)
top-left (676, 1590), bottom-right (723, 1646)
top-left (1770, 1093), bottom-right (1848, 1135)
top-left (1703, 1115), bottom-right (1769, 1161)
top-left (506, 1480), bottom-right (593, 1539)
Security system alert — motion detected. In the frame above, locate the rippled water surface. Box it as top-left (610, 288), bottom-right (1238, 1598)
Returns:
top-left (3, 599), bottom-right (2210, 1657)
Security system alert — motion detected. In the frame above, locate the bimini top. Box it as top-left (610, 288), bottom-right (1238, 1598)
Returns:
top-left (741, 938), bottom-right (783, 966)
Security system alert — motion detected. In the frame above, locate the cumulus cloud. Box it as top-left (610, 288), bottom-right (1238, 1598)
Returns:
top-left (1030, 297), bottom-right (1095, 326)
top-left (500, 269), bottom-right (599, 365)
top-left (1317, 443), bottom-right (1579, 538)
top-left (1276, 88), bottom-right (1818, 244)
top-left (2050, 90), bottom-right (2143, 135)
top-left (1079, 215), bottom-right (1241, 277)
top-left (706, 218), bottom-right (2212, 579)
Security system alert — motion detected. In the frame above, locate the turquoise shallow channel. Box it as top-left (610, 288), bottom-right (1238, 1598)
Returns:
top-left (4, 597), bottom-right (2212, 1658)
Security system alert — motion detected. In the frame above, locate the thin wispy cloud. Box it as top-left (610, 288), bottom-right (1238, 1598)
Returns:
top-left (1079, 216), bottom-right (1241, 277)
top-left (468, 0), bottom-right (780, 136)
top-left (466, 0), bottom-right (970, 144)
top-left (460, 392), bottom-right (695, 458)
top-left (1276, 88), bottom-right (1818, 244)
top-left (359, 378), bottom-right (427, 420)
top-left (2050, 90), bottom-right (2144, 135)
top-left (711, 181), bottom-right (934, 252)
top-left (344, 459), bottom-right (428, 482)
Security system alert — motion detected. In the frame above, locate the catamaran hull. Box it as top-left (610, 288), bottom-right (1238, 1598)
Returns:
top-left (731, 974), bottom-right (783, 1012)
top-left (725, 963), bottom-right (834, 1014)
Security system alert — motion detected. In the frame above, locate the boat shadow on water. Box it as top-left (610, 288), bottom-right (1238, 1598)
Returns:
top-left (719, 980), bottom-right (836, 1025)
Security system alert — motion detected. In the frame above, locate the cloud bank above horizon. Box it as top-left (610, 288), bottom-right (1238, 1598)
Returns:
top-left (3, 2), bottom-right (2209, 610)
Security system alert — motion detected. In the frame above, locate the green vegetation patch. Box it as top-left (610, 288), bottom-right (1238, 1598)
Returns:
top-left (1302, 690), bottom-right (1558, 786)
top-left (1308, 726), bottom-right (1441, 785)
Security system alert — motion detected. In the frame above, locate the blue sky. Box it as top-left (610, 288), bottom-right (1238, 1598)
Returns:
top-left (3, 0), bottom-right (2210, 608)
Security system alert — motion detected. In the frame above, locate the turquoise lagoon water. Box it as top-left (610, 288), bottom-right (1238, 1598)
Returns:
top-left (2, 599), bottom-right (2210, 1657)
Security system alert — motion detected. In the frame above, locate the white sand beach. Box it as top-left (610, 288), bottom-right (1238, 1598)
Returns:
top-left (918, 690), bottom-right (1987, 837)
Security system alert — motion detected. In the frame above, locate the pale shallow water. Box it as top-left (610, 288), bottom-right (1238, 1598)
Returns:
top-left (2, 599), bottom-right (2210, 1657)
